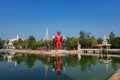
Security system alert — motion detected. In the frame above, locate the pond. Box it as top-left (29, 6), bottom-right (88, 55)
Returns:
top-left (0, 52), bottom-right (120, 80)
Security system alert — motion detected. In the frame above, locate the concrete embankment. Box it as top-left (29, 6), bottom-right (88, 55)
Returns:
top-left (109, 69), bottom-right (120, 80)
top-left (0, 49), bottom-right (120, 55)
top-left (0, 49), bottom-right (82, 56)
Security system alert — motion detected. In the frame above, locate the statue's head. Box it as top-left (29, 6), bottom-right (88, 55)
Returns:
top-left (57, 31), bottom-right (61, 35)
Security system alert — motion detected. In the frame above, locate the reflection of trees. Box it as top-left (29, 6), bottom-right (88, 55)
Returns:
top-left (1, 53), bottom-right (120, 72)
top-left (13, 53), bottom-right (54, 68)
top-left (65, 55), bottom-right (98, 72)
top-left (111, 57), bottom-right (120, 70)
top-left (13, 53), bottom-right (26, 64)
top-left (79, 55), bottom-right (97, 72)
top-left (12, 53), bottom-right (38, 68)
top-left (66, 55), bottom-right (79, 67)
top-left (0, 54), bottom-right (10, 62)
top-left (25, 54), bottom-right (37, 68)
top-left (0, 54), bottom-right (4, 61)
top-left (38, 56), bottom-right (54, 66)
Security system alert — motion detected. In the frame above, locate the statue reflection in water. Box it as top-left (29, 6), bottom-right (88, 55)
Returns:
top-left (52, 56), bottom-right (66, 76)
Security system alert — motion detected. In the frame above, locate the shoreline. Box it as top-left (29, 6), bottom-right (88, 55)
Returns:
top-left (109, 69), bottom-right (120, 80)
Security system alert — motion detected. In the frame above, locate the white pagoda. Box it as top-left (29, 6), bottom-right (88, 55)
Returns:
top-left (100, 35), bottom-right (111, 51)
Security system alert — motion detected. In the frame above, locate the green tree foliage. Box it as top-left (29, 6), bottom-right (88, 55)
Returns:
top-left (79, 38), bottom-right (87, 48)
top-left (27, 36), bottom-right (37, 50)
top-left (87, 36), bottom-right (97, 48)
top-left (0, 38), bottom-right (5, 49)
top-left (79, 30), bottom-right (97, 48)
top-left (79, 30), bottom-right (91, 39)
top-left (13, 40), bottom-right (19, 49)
top-left (110, 37), bottom-right (120, 48)
top-left (79, 30), bottom-right (86, 39)
top-left (109, 31), bottom-right (120, 48)
top-left (109, 31), bottom-right (116, 40)
top-left (37, 40), bottom-right (54, 50)
top-left (97, 37), bottom-right (102, 44)
top-left (13, 38), bottom-right (24, 49)
top-left (66, 37), bottom-right (79, 50)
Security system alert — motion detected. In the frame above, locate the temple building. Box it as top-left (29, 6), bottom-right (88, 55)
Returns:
top-left (100, 35), bottom-right (111, 50)
top-left (4, 35), bottom-right (19, 49)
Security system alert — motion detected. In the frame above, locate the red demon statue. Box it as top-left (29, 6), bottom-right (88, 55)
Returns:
top-left (53, 31), bottom-right (63, 50)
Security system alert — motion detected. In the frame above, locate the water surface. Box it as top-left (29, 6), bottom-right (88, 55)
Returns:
top-left (0, 53), bottom-right (120, 80)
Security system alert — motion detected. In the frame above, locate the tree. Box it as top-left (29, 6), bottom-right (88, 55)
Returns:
top-left (0, 38), bottom-right (5, 49)
top-left (109, 31), bottom-right (116, 40)
top-left (79, 30), bottom-right (91, 39)
top-left (110, 37), bottom-right (120, 48)
top-left (13, 38), bottom-right (24, 49)
top-left (79, 30), bottom-right (97, 48)
top-left (66, 37), bottom-right (79, 50)
top-left (79, 38), bottom-right (87, 48)
top-left (79, 30), bottom-right (86, 39)
top-left (27, 36), bottom-right (37, 50)
top-left (86, 32), bottom-right (91, 39)
top-left (79, 30), bottom-right (87, 48)
top-left (13, 40), bottom-right (19, 49)
top-left (87, 36), bottom-right (97, 48)
top-left (97, 37), bottom-right (102, 44)
top-left (108, 31), bottom-right (120, 48)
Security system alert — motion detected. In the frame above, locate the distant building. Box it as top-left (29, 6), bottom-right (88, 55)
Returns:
top-left (4, 35), bottom-right (19, 49)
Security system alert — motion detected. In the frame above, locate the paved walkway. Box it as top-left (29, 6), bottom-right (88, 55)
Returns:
top-left (109, 69), bottom-right (120, 80)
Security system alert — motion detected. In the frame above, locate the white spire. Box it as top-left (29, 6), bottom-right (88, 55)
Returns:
top-left (16, 35), bottom-right (19, 40)
top-left (45, 28), bottom-right (49, 40)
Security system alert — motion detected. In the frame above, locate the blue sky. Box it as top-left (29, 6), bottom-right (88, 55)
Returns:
top-left (0, 0), bottom-right (120, 40)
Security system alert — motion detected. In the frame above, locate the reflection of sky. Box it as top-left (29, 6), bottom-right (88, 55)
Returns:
top-left (0, 61), bottom-right (44, 71)
top-left (0, 61), bottom-right (45, 80)
top-left (62, 62), bottom-right (116, 80)
top-left (0, 61), bottom-right (73, 80)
